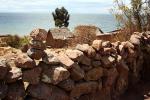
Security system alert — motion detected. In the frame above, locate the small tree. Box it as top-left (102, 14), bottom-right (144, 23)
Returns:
top-left (52, 7), bottom-right (70, 28)
top-left (111, 0), bottom-right (150, 33)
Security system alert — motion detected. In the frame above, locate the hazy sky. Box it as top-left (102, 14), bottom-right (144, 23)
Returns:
top-left (0, 0), bottom-right (130, 14)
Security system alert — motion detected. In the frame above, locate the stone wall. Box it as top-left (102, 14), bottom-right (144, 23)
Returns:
top-left (0, 29), bottom-right (150, 100)
top-left (46, 28), bottom-right (73, 48)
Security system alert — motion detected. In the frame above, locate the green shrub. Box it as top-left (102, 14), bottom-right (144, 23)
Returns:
top-left (6, 35), bottom-right (29, 48)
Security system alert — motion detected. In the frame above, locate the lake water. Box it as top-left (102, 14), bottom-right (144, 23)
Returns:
top-left (0, 13), bottom-right (118, 36)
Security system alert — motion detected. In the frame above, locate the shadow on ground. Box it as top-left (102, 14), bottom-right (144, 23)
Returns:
top-left (120, 81), bottom-right (150, 100)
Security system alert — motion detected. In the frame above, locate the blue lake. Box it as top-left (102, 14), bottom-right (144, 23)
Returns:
top-left (0, 13), bottom-right (118, 35)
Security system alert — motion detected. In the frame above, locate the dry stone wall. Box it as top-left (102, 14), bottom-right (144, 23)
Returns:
top-left (0, 29), bottom-right (150, 100)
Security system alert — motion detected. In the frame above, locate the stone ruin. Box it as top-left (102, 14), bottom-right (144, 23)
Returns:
top-left (0, 28), bottom-right (150, 100)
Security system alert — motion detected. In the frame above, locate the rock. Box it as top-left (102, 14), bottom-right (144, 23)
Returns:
top-left (5, 66), bottom-right (22, 83)
top-left (94, 53), bottom-right (102, 60)
top-left (104, 68), bottom-right (119, 87)
top-left (76, 44), bottom-right (96, 58)
top-left (70, 63), bottom-right (85, 81)
top-left (85, 67), bottom-right (103, 81)
top-left (58, 78), bottom-right (75, 91)
top-left (6, 81), bottom-right (25, 100)
top-left (118, 44), bottom-right (124, 54)
top-left (101, 56), bottom-right (116, 67)
top-left (30, 28), bottom-right (48, 41)
top-left (42, 66), bottom-right (70, 85)
top-left (70, 81), bottom-right (98, 98)
top-left (103, 47), bottom-right (116, 54)
top-left (24, 82), bottom-right (29, 90)
top-left (98, 79), bottom-right (103, 91)
top-left (21, 44), bottom-right (29, 53)
top-left (92, 60), bottom-right (102, 67)
top-left (0, 58), bottom-right (8, 79)
top-left (92, 40), bottom-right (103, 51)
top-left (65, 49), bottom-right (84, 61)
top-left (124, 41), bottom-right (135, 57)
top-left (80, 64), bottom-right (92, 72)
top-left (0, 82), bottom-right (8, 99)
top-left (116, 61), bottom-right (129, 77)
top-left (115, 61), bottom-right (129, 94)
top-left (38, 61), bottom-right (50, 70)
top-left (124, 41), bottom-right (134, 49)
top-left (112, 41), bottom-right (121, 49)
top-left (27, 83), bottom-right (51, 100)
top-left (87, 46), bottom-right (96, 58)
top-left (30, 40), bottom-right (46, 50)
top-left (90, 87), bottom-right (111, 100)
top-left (130, 34), bottom-right (141, 46)
top-left (15, 53), bottom-right (36, 69)
top-left (27, 83), bottom-right (69, 100)
top-left (23, 67), bottom-right (42, 84)
top-left (115, 76), bottom-right (128, 96)
top-left (76, 44), bottom-right (89, 53)
top-left (102, 41), bottom-right (112, 48)
top-left (27, 48), bottom-right (45, 60)
top-left (57, 53), bottom-right (75, 69)
top-left (79, 55), bottom-right (91, 66)
top-left (42, 52), bottom-right (60, 65)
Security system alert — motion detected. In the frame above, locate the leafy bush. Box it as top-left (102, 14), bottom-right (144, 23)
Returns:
top-left (6, 35), bottom-right (29, 48)
top-left (111, 0), bottom-right (150, 35)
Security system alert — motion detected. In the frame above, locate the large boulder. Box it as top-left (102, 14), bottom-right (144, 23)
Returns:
top-left (23, 67), bottom-right (42, 84)
top-left (42, 66), bottom-right (70, 85)
top-left (30, 28), bottom-right (48, 41)
top-left (15, 53), bottom-right (36, 69)
top-left (27, 83), bottom-right (69, 100)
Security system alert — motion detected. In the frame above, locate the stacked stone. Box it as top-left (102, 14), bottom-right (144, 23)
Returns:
top-left (27, 28), bottom-right (48, 60)
top-left (0, 30), bottom-right (150, 100)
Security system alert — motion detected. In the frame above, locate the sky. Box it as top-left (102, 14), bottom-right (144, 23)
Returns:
top-left (0, 0), bottom-right (130, 14)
